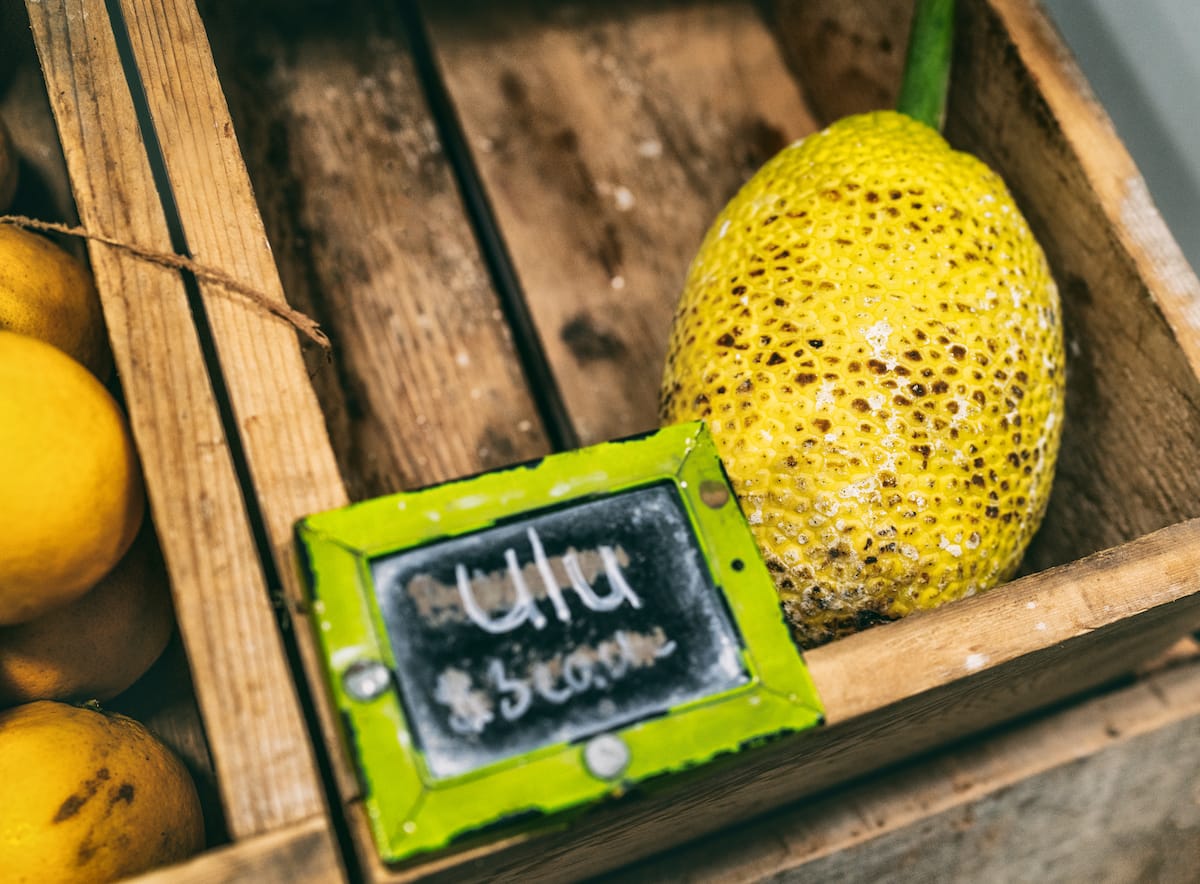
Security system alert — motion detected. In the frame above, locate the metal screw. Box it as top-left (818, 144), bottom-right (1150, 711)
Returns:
top-left (699, 479), bottom-right (729, 509)
top-left (342, 659), bottom-right (391, 702)
top-left (583, 733), bottom-right (630, 780)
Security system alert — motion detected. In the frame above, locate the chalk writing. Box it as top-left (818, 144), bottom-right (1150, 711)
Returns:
top-left (421, 527), bottom-right (642, 635)
top-left (370, 481), bottom-right (749, 779)
top-left (435, 627), bottom-right (678, 735)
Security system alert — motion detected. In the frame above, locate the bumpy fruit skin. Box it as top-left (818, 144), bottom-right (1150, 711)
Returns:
top-left (661, 111), bottom-right (1065, 647)
top-left (0, 701), bottom-right (204, 883)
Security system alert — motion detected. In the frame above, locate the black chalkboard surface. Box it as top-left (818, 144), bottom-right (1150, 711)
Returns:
top-left (370, 481), bottom-right (749, 780)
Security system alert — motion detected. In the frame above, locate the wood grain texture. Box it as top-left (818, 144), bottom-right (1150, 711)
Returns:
top-left (133, 816), bottom-right (342, 884)
top-left (4, 7), bottom-right (225, 844)
top-left (364, 518), bottom-right (1200, 882)
top-left (25, 0), bottom-right (331, 842)
top-left (109, 0), bottom-right (362, 855)
top-left (423, 0), bottom-right (818, 444)
top-left (619, 648), bottom-right (1200, 883)
top-left (199, 0), bottom-right (550, 500)
top-left (941, 0), bottom-right (1200, 576)
top-left (768, 0), bottom-right (1200, 578)
top-left (767, 0), bottom-right (913, 123)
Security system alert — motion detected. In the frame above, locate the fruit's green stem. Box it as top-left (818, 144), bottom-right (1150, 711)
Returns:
top-left (896, 0), bottom-right (955, 130)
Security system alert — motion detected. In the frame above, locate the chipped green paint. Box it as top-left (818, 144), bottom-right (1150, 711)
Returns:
top-left (295, 422), bottom-right (823, 864)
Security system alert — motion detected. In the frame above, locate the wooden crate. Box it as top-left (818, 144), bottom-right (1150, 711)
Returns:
top-left (9, 0), bottom-right (1200, 880)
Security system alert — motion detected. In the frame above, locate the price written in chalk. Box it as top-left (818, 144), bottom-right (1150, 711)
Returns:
top-left (370, 482), bottom-right (749, 780)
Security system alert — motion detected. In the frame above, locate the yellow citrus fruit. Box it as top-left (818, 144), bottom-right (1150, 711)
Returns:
top-left (0, 225), bottom-right (110, 379)
top-left (0, 525), bottom-right (174, 706)
top-left (0, 115), bottom-right (16, 211)
top-left (0, 331), bottom-right (145, 624)
top-left (0, 700), bottom-right (204, 882)
top-left (661, 111), bottom-right (1065, 646)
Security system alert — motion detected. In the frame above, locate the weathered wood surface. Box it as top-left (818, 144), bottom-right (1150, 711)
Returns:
top-left (134, 816), bottom-right (342, 884)
top-left (20, 0), bottom-right (1200, 880)
top-left (620, 643), bottom-right (1200, 883)
top-left (946, 0), bottom-right (1200, 574)
top-left (200, 0), bottom-right (550, 501)
top-left (195, 0), bottom-right (1200, 880)
top-left (773, 0), bottom-right (1200, 576)
top-left (3, 8), bottom-right (225, 844)
top-left (422, 0), bottom-right (818, 445)
top-left (393, 518), bottom-right (1200, 882)
top-left (24, 0), bottom-right (337, 851)
top-left (197, 1), bottom-right (558, 876)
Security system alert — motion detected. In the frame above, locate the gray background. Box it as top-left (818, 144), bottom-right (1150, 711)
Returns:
top-left (1043, 0), bottom-right (1200, 274)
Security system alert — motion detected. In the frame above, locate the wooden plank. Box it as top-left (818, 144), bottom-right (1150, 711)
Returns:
top-left (986, 0), bottom-right (1200, 383)
top-left (133, 816), bottom-right (341, 884)
top-left (198, 0), bottom-right (550, 500)
top-left (349, 517), bottom-right (1200, 882)
top-left (423, 0), bottom-right (819, 444)
top-left (619, 646), bottom-right (1200, 883)
top-left (25, 0), bottom-right (331, 842)
top-left (5, 7), bottom-right (225, 845)
top-left (945, 0), bottom-right (1200, 574)
top-left (770, 0), bottom-right (1200, 574)
top-left (105, 0), bottom-right (358, 851)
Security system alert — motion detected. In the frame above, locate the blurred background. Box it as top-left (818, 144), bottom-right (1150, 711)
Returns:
top-left (1043, 0), bottom-right (1200, 274)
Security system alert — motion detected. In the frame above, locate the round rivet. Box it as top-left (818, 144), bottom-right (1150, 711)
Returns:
top-left (699, 480), bottom-right (729, 509)
top-left (343, 659), bottom-right (391, 702)
top-left (584, 733), bottom-right (630, 780)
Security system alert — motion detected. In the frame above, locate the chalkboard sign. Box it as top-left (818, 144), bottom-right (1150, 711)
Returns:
top-left (371, 482), bottom-right (748, 780)
top-left (296, 422), bottom-right (823, 864)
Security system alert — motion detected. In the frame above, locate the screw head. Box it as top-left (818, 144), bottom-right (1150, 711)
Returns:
top-left (699, 479), bottom-right (729, 509)
top-left (583, 733), bottom-right (630, 780)
top-left (342, 659), bottom-right (391, 702)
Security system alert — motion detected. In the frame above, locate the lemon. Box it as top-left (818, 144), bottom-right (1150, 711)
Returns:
top-left (0, 225), bottom-right (110, 379)
top-left (0, 331), bottom-right (144, 625)
top-left (0, 700), bottom-right (203, 882)
top-left (0, 524), bottom-right (174, 706)
top-left (661, 111), bottom-right (1064, 646)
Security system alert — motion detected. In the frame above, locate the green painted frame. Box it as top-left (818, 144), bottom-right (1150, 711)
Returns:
top-left (295, 421), bottom-right (823, 864)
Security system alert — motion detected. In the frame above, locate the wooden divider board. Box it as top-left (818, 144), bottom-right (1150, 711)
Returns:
top-left (24, 0), bottom-right (342, 873)
top-left (197, 0), bottom-right (551, 502)
top-left (193, 0), bottom-right (558, 876)
top-left (421, 0), bottom-right (820, 445)
top-left (620, 642), bottom-right (1200, 883)
top-left (21, 0), bottom-right (1200, 879)
top-left (407, 517), bottom-right (1200, 882)
top-left (771, 0), bottom-right (1200, 575)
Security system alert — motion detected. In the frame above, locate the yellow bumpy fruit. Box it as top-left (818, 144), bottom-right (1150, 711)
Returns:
top-left (661, 111), bottom-right (1065, 647)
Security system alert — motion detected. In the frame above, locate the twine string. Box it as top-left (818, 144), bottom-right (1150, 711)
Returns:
top-left (0, 214), bottom-right (330, 350)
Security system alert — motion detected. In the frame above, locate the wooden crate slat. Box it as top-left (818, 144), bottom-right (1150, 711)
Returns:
top-left (403, 517), bottom-right (1200, 882)
top-left (116, 0), bottom-right (350, 544)
top-left (25, 0), bottom-right (332, 843)
top-left (944, 0), bottom-right (1200, 573)
top-left (987, 0), bottom-right (1200, 381)
top-left (108, 0), bottom-right (359, 830)
top-left (620, 642), bottom-right (1200, 883)
top-left (133, 817), bottom-right (342, 884)
top-left (198, 0), bottom-right (552, 501)
top-left (422, 0), bottom-right (819, 445)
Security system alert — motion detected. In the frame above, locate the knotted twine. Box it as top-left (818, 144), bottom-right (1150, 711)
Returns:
top-left (0, 214), bottom-right (330, 351)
